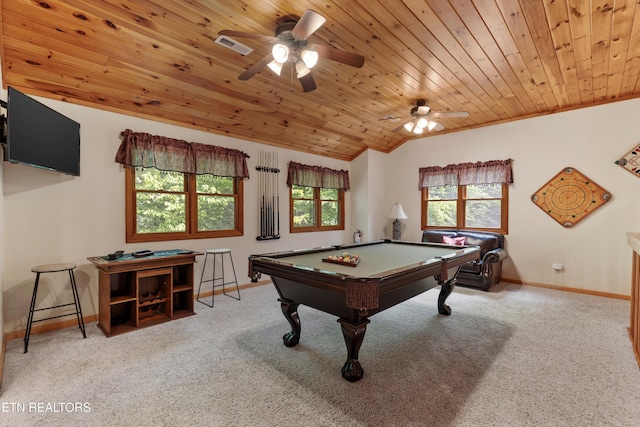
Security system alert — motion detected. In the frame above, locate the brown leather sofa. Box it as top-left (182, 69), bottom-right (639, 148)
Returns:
top-left (422, 229), bottom-right (508, 291)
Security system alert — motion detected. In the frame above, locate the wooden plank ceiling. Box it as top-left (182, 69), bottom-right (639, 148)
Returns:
top-left (1, 0), bottom-right (640, 162)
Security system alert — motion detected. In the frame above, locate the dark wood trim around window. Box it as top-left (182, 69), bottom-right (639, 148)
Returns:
top-left (421, 183), bottom-right (509, 234)
top-left (289, 186), bottom-right (345, 233)
top-left (125, 166), bottom-right (243, 243)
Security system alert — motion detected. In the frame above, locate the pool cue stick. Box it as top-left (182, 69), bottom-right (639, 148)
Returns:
top-left (272, 152), bottom-right (276, 237)
top-left (260, 151), bottom-right (265, 237)
top-left (274, 153), bottom-right (280, 236)
top-left (263, 151), bottom-right (268, 237)
top-left (267, 151), bottom-right (272, 237)
top-left (259, 151), bottom-right (262, 237)
top-left (271, 152), bottom-right (275, 237)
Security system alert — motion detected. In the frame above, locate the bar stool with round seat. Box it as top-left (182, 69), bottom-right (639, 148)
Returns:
top-left (24, 263), bottom-right (87, 353)
top-left (197, 249), bottom-right (240, 307)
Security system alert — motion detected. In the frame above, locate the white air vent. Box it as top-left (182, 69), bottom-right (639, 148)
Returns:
top-left (215, 35), bottom-right (253, 56)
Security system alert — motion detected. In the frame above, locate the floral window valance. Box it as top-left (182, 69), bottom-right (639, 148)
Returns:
top-left (115, 129), bottom-right (250, 178)
top-left (286, 161), bottom-right (350, 190)
top-left (419, 159), bottom-right (513, 189)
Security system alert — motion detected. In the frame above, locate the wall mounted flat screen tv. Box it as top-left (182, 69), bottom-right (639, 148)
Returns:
top-left (3, 86), bottom-right (81, 176)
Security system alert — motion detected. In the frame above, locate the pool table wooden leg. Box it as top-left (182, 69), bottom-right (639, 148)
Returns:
top-left (437, 279), bottom-right (456, 315)
top-left (338, 318), bottom-right (370, 382)
top-left (279, 298), bottom-right (301, 347)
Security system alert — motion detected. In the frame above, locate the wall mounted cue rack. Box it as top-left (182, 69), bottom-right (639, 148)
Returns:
top-left (256, 151), bottom-right (280, 240)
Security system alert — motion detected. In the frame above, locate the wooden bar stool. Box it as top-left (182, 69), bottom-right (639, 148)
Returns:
top-left (24, 263), bottom-right (87, 353)
top-left (197, 249), bottom-right (240, 307)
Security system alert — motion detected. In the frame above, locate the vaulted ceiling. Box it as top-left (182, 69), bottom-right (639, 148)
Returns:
top-left (1, 1), bottom-right (639, 161)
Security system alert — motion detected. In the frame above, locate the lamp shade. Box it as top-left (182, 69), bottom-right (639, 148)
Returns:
top-left (388, 203), bottom-right (408, 220)
top-left (301, 49), bottom-right (319, 68)
top-left (267, 60), bottom-right (283, 76)
top-left (272, 44), bottom-right (289, 63)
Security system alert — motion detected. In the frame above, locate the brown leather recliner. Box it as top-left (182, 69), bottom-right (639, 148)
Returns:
top-left (422, 229), bottom-right (508, 291)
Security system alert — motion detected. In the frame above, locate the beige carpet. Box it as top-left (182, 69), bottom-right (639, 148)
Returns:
top-left (1, 282), bottom-right (639, 426)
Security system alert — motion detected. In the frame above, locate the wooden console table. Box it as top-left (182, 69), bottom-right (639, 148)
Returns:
top-left (626, 233), bottom-right (640, 367)
top-left (88, 250), bottom-right (202, 337)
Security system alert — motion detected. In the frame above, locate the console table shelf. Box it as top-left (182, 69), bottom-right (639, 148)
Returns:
top-left (88, 250), bottom-right (202, 337)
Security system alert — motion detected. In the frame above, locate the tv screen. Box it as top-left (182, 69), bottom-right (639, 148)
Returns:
top-left (4, 86), bottom-right (81, 176)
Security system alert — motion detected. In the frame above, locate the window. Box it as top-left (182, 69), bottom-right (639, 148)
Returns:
top-left (126, 167), bottom-right (243, 242)
top-left (419, 159), bottom-right (512, 234)
top-left (286, 161), bottom-right (349, 233)
top-left (290, 185), bottom-right (344, 232)
top-left (116, 129), bottom-right (250, 243)
top-left (422, 183), bottom-right (508, 233)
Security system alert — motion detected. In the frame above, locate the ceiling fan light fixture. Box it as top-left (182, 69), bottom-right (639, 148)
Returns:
top-left (403, 122), bottom-right (414, 132)
top-left (413, 126), bottom-right (423, 134)
top-left (301, 49), bottom-right (318, 68)
top-left (416, 117), bottom-right (429, 129)
top-left (267, 60), bottom-right (283, 76)
top-left (295, 61), bottom-right (311, 78)
top-left (417, 105), bottom-right (431, 115)
top-left (272, 43), bottom-right (289, 63)
top-left (427, 120), bottom-right (438, 131)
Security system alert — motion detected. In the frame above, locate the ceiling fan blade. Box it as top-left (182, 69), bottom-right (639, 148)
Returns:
top-left (431, 111), bottom-right (470, 118)
top-left (218, 30), bottom-right (277, 43)
top-left (291, 10), bottom-right (326, 40)
top-left (309, 44), bottom-right (365, 68)
top-left (238, 53), bottom-right (274, 80)
top-left (433, 122), bottom-right (446, 131)
top-left (299, 72), bottom-right (317, 92)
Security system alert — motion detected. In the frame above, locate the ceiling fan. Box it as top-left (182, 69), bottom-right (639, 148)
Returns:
top-left (218, 10), bottom-right (365, 92)
top-left (389, 100), bottom-right (470, 134)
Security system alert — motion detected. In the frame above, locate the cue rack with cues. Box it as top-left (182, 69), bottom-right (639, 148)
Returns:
top-left (256, 151), bottom-right (280, 240)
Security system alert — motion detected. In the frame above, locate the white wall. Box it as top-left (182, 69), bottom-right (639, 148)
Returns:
top-left (1, 98), bottom-right (350, 333)
top-left (350, 149), bottom-right (387, 242)
top-left (384, 97), bottom-right (640, 296)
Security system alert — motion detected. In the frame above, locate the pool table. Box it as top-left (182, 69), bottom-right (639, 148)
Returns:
top-left (248, 239), bottom-right (480, 382)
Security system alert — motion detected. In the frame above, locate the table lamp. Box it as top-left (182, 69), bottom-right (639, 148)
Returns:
top-left (389, 203), bottom-right (408, 240)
